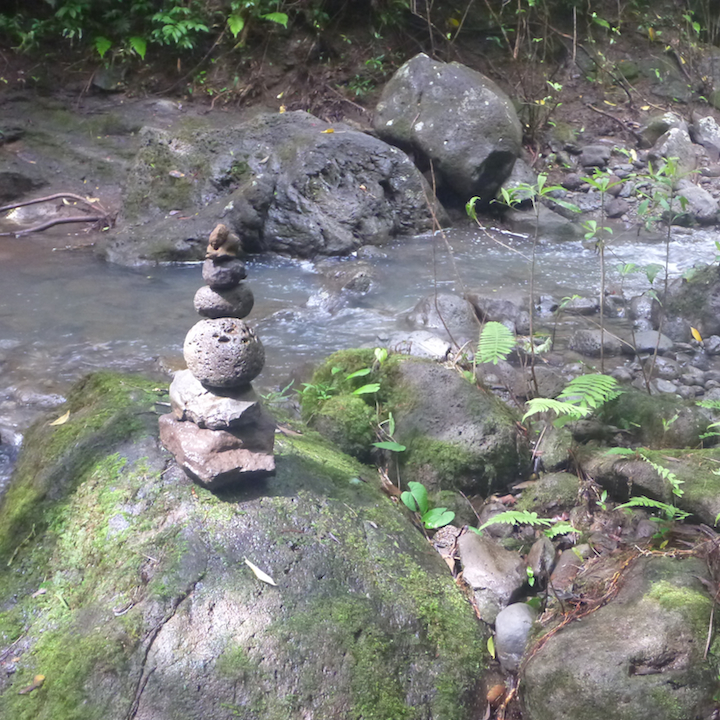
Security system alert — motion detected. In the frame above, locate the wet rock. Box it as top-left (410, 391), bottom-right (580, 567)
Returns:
top-left (605, 196), bottom-right (629, 218)
top-left (549, 545), bottom-right (590, 597)
top-left (169, 369), bottom-right (261, 430)
top-left (562, 296), bottom-right (598, 315)
top-left (107, 111), bottom-right (444, 264)
top-left (568, 328), bottom-right (622, 357)
top-left (504, 204), bottom-right (582, 241)
top-left (158, 413), bottom-right (275, 489)
top-left (406, 292), bottom-right (479, 343)
top-left (690, 115), bottom-right (720, 158)
top-left (533, 425), bottom-right (573, 473)
top-left (201, 258), bottom-right (247, 289)
top-left (646, 355), bottom-right (680, 380)
top-left (704, 335), bottom-right (720, 355)
top-left (522, 556), bottom-right (716, 720)
top-left (638, 112), bottom-right (687, 148)
top-left (374, 53), bottom-right (522, 203)
top-left (675, 180), bottom-right (718, 224)
top-left (623, 329), bottom-right (674, 355)
top-left (499, 155), bottom-right (537, 202)
top-left (390, 358), bottom-right (529, 495)
top-left (527, 535), bottom-right (556, 581)
top-left (477, 502), bottom-right (515, 539)
top-left (629, 294), bottom-right (660, 328)
top-left (193, 284), bottom-right (254, 319)
top-left (601, 387), bottom-right (711, 447)
top-left (315, 259), bottom-right (374, 295)
top-left (517, 472), bottom-right (580, 514)
top-left (386, 331), bottom-right (452, 361)
top-left (650, 127), bottom-right (697, 175)
top-left (495, 603), bottom-right (538, 673)
top-left (183, 318), bottom-right (265, 388)
top-left (458, 532), bottom-right (526, 623)
top-left (579, 144), bottom-right (612, 168)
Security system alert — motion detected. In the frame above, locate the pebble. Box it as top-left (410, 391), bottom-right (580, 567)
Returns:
top-left (202, 258), bottom-right (247, 289)
top-left (193, 284), bottom-right (254, 319)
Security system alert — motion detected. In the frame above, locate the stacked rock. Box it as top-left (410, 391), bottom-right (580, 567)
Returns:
top-left (159, 224), bottom-right (275, 490)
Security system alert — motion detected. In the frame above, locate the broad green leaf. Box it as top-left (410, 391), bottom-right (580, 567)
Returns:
top-left (423, 508), bottom-right (455, 529)
top-left (129, 36), bottom-right (146, 59)
top-left (373, 441), bottom-right (406, 452)
top-left (94, 36), bottom-right (112, 59)
top-left (407, 481), bottom-right (429, 515)
top-left (228, 13), bottom-right (244, 37)
top-left (352, 383), bottom-right (380, 395)
top-left (487, 636), bottom-right (496, 658)
top-left (262, 12), bottom-right (288, 27)
top-left (401, 490), bottom-right (418, 513)
top-left (346, 368), bottom-right (372, 379)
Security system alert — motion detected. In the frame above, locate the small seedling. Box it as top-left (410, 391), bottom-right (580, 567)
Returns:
top-left (400, 481), bottom-right (455, 530)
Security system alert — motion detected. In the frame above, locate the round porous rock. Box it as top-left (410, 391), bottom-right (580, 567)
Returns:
top-left (202, 258), bottom-right (247, 289)
top-left (184, 318), bottom-right (265, 388)
top-left (194, 284), bottom-right (254, 319)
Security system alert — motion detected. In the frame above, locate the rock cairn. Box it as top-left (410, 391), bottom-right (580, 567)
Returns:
top-left (159, 224), bottom-right (275, 489)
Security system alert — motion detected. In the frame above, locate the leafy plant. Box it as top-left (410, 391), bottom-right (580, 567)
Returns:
top-left (471, 509), bottom-right (576, 538)
top-left (523, 374), bottom-right (620, 427)
top-left (478, 321), bottom-right (516, 365)
top-left (400, 481), bottom-right (455, 530)
top-left (605, 447), bottom-right (684, 497)
top-left (615, 496), bottom-right (690, 522)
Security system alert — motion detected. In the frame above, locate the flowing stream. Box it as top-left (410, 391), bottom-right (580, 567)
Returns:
top-left (0, 220), bottom-right (718, 492)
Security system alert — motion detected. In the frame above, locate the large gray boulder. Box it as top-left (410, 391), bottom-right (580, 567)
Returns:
top-left (104, 111), bottom-right (446, 265)
top-left (374, 53), bottom-right (522, 204)
top-left (522, 556), bottom-right (716, 720)
top-left (0, 371), bottom-right (486, 719)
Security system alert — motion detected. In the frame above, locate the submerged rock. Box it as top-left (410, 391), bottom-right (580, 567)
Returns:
top-left (0, 371), bottom-right (486, 719)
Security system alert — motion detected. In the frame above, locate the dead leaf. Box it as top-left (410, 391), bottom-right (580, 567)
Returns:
top-left (168, 170), bottom-right (185, 178)
top-left (487, 683), bottom-right (505, 707)
top-left (31, 588), bottom-right (47, 598)
top-left (49, 410), bottom-right (70, 426)
top-left (691, 326), bottom-right (703, 342)
top-left (244, 557), bottom-right (277, 586)
top-left (279, 105), bottom-right (286, 114)
top-left (320, 128), bottom-right (335, 134)
top-left (18, 675), bottom-right (45, 695)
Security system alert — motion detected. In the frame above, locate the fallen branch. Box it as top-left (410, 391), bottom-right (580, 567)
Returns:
top-left (0, 192), bottom-right (113, 237)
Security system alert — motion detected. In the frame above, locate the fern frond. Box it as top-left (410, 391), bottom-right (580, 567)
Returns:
top-left (477, 510), bottom-right (551, 532)
top-left (478, 321), bottom-right (516, 365)
top-left (616, 496), bottom-right (689, 521)
top-left (522, 398), bottom-right (592, 423)
top-left (557, 374), bottom-right (620, 410)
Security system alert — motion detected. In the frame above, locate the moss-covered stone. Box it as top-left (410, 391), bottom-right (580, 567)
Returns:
top-left (0, 372), bottom-right (486, 720)
top-left (516, 472), bottom-right (580, 513)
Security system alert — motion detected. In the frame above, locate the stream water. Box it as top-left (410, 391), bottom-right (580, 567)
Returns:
top-left (1, 220), bottom-right (718, 492)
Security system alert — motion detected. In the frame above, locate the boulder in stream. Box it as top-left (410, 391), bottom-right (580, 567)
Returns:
top-left (374, 53), bottom-right (522, 203)
top-left (104, 111), bottom-right (446, 265)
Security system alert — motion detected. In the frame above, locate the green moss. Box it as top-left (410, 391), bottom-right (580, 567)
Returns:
top-left (647, 580), bottom-right (712, 635)
top-left (0, 372), bottom-right (165, 561)
top-left (216, 644), bottom-right (259, 679)
top-left (312, 394), bottom-right (376, 460)
top-left (403, 436), bottom-right (483, 490)
top-left (516, 471), bottom-right (580, 513)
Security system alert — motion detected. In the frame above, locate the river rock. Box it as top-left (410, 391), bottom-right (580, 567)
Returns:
top-left (568, 328), bottom-right (622, 357)
top-left (504, 204), bottom-right (582, 241)
top-left (690, 115), bottom-right (720, 158)
top-left (521, 556), bottom-right (716, 720)
top-left (526, 535), bottom-right (556, 580)
top-left (650, 127), bottom-right (697, 175)
top-left (386, 330), bottom-right (452, 361)
top-left (202, 257), bottom-right (247, 289)
top-left (458, 532), bottom-right (526, 623)
top-left (193, 284), bottom-right (254, 319)
top-left (623, 329), bottom-right (674, 355)
top-left (675, 179), bottom-right (719, 224)
top-left (183, 318), bottom-right (265, 388)
top-left (169, 369), bottom-right (261, 430)
top-left (638, 112), bottom-right (687, 148)
top-left (579, 144), bottom-right (612, 168)
top-left (374, 53), bottom-right (522, 203)
top-left (106, 111), bottom-right (445, 264)
top-left (494, 603), bottom-right (538, 673)
top-left (406, 292), bottom-right (479, 343)
top-left (549, 545), bottom-right (590, 597)
top-left (159, 413), bottom-right (275, 488)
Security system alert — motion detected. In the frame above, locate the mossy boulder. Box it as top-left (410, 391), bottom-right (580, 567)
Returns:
top-left (522, 556), bottom-right (717, 720)
top-left (516, 472), bottom-right (580, 514)
top-left (600, 387), bottom-right (712, 448)
top-left (581, 446), bottom-right (720, 526)
top-left (0, 372), bottom-right (486, 720)
top-left (301, 350), bottom-right (529, 495)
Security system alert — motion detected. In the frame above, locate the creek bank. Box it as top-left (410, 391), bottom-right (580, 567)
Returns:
top-left (0, 371), bottom-right (485, 720)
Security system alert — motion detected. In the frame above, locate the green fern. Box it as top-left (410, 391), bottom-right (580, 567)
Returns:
top-left (604, 447), bottom-right (684, 497)
top-left (477, 509), bottom-right (551, 531)
top-left (616, 496), bottom-right (689, 521)
top-left (478, 321), bottom-right (516, 365)
top-left (524, 374), bottom-right (620, 427)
